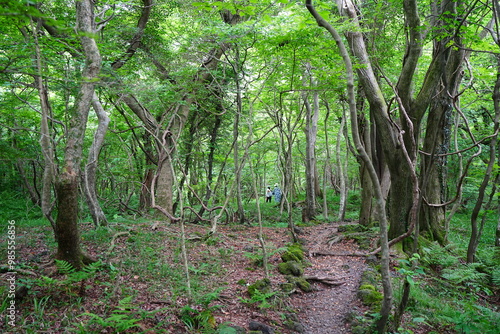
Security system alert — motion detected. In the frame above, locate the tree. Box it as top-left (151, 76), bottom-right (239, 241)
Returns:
top-left (302, 64), bottom-right (320, 221)
top-left (27, 0), bottom-right (103, 269)
top-left (305, 1), bottom-right (394, 331)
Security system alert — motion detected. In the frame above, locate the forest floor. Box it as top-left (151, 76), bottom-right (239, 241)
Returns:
top-left (2, 219), bottom-right (374, 333)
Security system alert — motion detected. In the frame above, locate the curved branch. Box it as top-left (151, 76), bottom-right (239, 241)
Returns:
top-left (111, 0), bottom-right (153, 70)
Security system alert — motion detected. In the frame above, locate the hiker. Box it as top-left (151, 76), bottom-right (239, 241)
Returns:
top-left (273, 184), bottom-right (282, 204)
top-left (265, 187), bottom-right (273, 203)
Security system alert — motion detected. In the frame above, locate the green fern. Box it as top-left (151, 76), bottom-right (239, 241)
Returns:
top-left (421, 244), bottom-right (458, 269)
top-left (492, 268), bottom-right (500, 287)
top-left (441, 263), bottom-right (488, 285)
top-left (55, 259), bottom-right (76, 274)
top-left (37, 260), bottom-right (103, 293)
top-left (83, 296), bottom-right (141, 332)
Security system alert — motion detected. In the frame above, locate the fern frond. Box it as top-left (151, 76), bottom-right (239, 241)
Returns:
top-left (492, 268), bottom-right (500, 287)
top-left (55, 259), bottom-right (76, 274)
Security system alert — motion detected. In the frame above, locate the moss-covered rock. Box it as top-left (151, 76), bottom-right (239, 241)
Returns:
top-left (247, 278), bottom-right (271, 297)
top-left (281, 243), bottom-right (305, 263)
top-left (359, 284), bottom-right (376, 291)
top-left (295, 277), bottom-right (312, 292)
top-left (279, 282), bottom-right (295, 294)
top-left (286, 275), bottom-right (312, 292)
top-left (358, 286), bottom-right (383, 306)
top-left (360, 268), bottom-right (380, 286)
top-left (278, 261), bottom-right (304, 276)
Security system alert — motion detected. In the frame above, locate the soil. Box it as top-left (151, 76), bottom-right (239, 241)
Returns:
top-left (1, 220), bottom-right (370, 334)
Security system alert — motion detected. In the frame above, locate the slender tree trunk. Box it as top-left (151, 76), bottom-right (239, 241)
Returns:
top-left (467, 54), bottom-right (500, 262)
top-left (445, 112), bottom-right (464, 241)
top-left (83, 93), bottom-right (109, 227)
top-left (233, 82), bottom-right (245, 224)
top-left (15, 160), bottom-right (40, 206)
top-left (322, 104), bottom-right (332, 221)
top-left (139, 130), bottom-right (155, 210)
top-left (303, 67), bottom-right (319, 220)
top-left (496, 201), bottom-right (500, 247)
top-left (31, 20), bottom-right (57, 234)
top-left (198, 114), bottom-right (222, 219)
top-left (336, 106), bottom-right (348, 221)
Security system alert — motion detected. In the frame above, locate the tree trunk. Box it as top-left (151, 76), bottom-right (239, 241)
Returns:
top-left (197, 114), bottom-right (222, 220)
top-left (419, 11), bottom-right (466, 243)
top-left (32, 24), bottom-right (57, 234)
top-left (83, 94), bottom-right (109, 227)
top-left (496, 204), bottom-right (500, 247)
top-left (139, 130), bottom-right (155, 210)
top-left (55, 171), bottom-right (84, 268)
top-left (303, 67), bottom-right (319, 220)
top-left (233, 78), bottom-right (245, 224)
top-left (467, 54), bottom-right (500, 262)
top-left (15, 160), bottom-right (40, 206)
top-left (322, 104), bottom-right (332, 221)
top-left (55, 0), bottom-right (101, 269)
top-left (336, 106), bottom-right (347, 222)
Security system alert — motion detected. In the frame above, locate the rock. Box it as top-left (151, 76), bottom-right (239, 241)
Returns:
top-left (218, 324), bottom-right (247, 334)
top-left (284, 320), bottom-right (305, 333)
top-left (278, 261), bottom-right (304, 276)
top-left (295, 277), bottom-right (312, 292)
top-left (281, 244), bottom-right (305, 263)
top-left (287, 276), bottom-right (313, 292)
top-left (284, 313), bottom-right (306, 333)
top-left (249, 320), bottom-right (274, 334)
top-left (279, 282), bottom-right (296, 294)
top-left (247, 278), bottom-right (271, 297)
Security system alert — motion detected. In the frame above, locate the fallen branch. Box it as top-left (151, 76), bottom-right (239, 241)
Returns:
top-left (304, 275), bottom-right (345, 286)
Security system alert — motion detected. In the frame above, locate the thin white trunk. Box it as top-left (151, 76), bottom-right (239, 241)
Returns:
top-left (83, 93), bottom-right (109, 227)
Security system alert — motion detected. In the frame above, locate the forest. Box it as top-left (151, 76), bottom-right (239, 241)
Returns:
top-left (1, 0), bottom-right (499, 333)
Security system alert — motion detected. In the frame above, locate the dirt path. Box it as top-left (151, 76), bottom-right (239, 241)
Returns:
top-left (290, 222), bottom-right (368, 334)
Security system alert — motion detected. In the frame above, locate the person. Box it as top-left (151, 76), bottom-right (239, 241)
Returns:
top-left (273, 184), bottom-right (282, 204)
top-left (265, 187), bottom-right (273, 203)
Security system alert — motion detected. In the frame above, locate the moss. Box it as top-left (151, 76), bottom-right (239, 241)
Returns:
top-left (295, 277), bottom-right (312, 292)
top-left (359, 284), bottom-right (376, 291)
top-left (337, 224), bottom-right (366, 233)
top-left (360, 269), bottom-right (380, 286)
top-left (278, 261), bottom-right (304, 276)
top-left (281, 243), bottom-right (305, 263)
top-left (279, 282), bottom-right (295, 294)
top-left (237, 279), bottom-right (247, 286)
top-left (358, 287), bottom-right (383, 306)
top-left (287, 276), bottom-right (312, 292)
top-left (247, 278), bottom-right (271, 297)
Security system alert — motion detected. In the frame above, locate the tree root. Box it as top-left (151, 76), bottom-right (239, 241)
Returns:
top-left (304, 275), bottom-right (345, 286)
